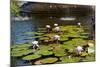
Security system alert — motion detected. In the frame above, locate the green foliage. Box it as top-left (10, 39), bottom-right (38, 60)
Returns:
top-left (11, 0), bottom-right (20, 16)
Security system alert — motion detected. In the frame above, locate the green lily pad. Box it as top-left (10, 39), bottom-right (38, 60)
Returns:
top-left (60, 57), bottom-right (80, 63)
top-left (81, 52), bottom-right (89, 57)
top-left (60, 35), bottom-right (69, 41)
top-left (11, 51), bottom-right (24, 57)
top-left (40, 57), bottom-right (58, 64)
top-left (11, 49), bottom-right (34, 57)
top-left (39, 45), bottom-right (53, 51)
top-left (35, 49), bottom-right (53, 56)
top-left (53, 46), bottom-right (66, 57)
top-left (22, 54), bottom-right (41, 60)
top-left (85, 55), bottom-right (95, 62)
top-left (64, 38), bottom-right (87, 46)
top-left (11, 44), bottom-right (32, 49)
top-left (61, 44), bottom-right (75, 50)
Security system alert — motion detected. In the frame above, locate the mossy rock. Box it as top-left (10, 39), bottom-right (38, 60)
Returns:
top-left (53, 46), bottom-right (66, 57)
top-left (22, 54), bottom-right (41, 60)
top-left (40, 57), bottom-right (58, 64)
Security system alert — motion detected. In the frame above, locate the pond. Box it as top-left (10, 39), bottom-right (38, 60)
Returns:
top-left (11, 15), bottom-right (95, 66)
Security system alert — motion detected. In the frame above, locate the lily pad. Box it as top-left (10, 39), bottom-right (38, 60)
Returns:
top-left (60, 57), bottom-right (80, 63)
top-left (64, 38), bottom-right (87, 46)
top-left (22, 54), bottom-right (41, 60)
top-left (81, 52), bottom-right (89, 57)
top-left (39, 45), bottom-right (53, 51)
top-left (61, 44), bottom-right (75, 50)
top-left (53, 46), bottom-right (66, 57)
top-left (40, 57), bottom-right (58, 64)
top-left (11, 49), bottom-right (34, 57)
top-left (60, 35), bottom-right (69, 41)
top-left (35, 49), bottom-right (53, 56)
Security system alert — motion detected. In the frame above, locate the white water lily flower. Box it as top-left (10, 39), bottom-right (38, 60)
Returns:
top-left (54, 27), bottom-right (60, 32)
top-left (88, 43), bottom-right (94, 47)
top-left (46, 25), bottom-right (51, 28)
top-left (32, 41), bottom-right (39, 48)
top-left (77, 22), bottom-right (81, 26)
top-left (54, 23), bottom-right (58, 26)
top-left (53, 35), bottom-right (60, 40)
top-left (75, 46), bottom-right (83, 54)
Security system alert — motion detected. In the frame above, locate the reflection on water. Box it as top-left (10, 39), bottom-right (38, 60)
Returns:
top-left (11, 20), bottom-right (35, 44)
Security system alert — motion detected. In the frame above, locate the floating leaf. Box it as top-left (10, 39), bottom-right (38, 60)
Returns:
top-left (53, 46), bottom-right (66, 57)
top-left (40, 57), bottom-right (58, 64)
top-left (61, 44), bottom-right (75, 50)
top-left (35, 49), bottom-right (53, 56)
top-left (81, 52), bottom-right (89, 57)
top-left (22, 54), bottom-right (41, 60)
top-left (60, 57), bottom-right (80, 63)
top-left (39, 45), bottom-right (53, 51)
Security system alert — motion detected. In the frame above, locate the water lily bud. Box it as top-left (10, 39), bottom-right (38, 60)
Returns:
top-left (54, 23), bottom-right (58, 26)
top-left (54, 35), bottom-right (60, 40)
top-left (77, 22), bottom-right (81, 26)
top-left (46, 25), bottom-right (51, 28)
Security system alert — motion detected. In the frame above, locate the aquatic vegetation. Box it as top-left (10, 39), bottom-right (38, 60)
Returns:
top-left (11, 25), bottom-right (95, 65)
top-left (59, 57), bottom-right (80, 63)
top-left (40, 57), bottom-right (58, 64)
top-left (22, 54), bottom-right (41, 60)
top-left (53, 46), bottom-right (66, 57)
